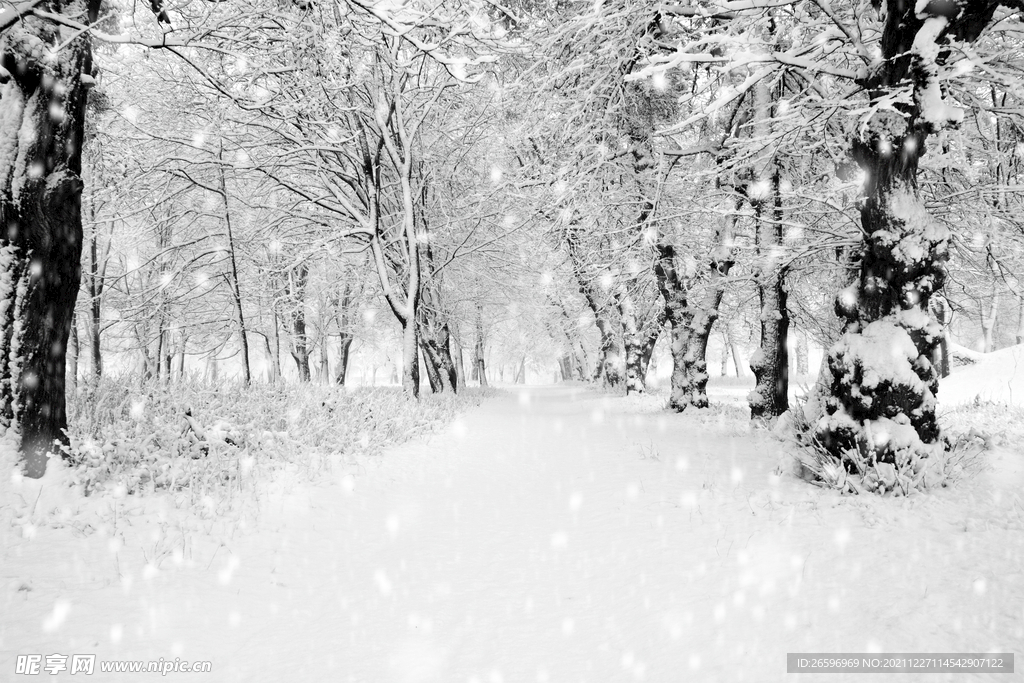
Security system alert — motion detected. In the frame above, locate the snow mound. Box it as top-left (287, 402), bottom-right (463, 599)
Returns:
top-left (939, 344), bottom-right (1024, 407)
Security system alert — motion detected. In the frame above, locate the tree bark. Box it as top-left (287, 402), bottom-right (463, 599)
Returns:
top-left (450, 330), bottom-right (466, 391)
top-left (814, 0), bottom-right (995, 467)
top-left (749, 169), bottom-right (790, 420)
top-left (287, 265), bottom-right (311, 382)
top-left (685, 217), bottom-right (737, 409)
top-left (473, 303), bottom-right (488, 387)
top-left (67, 315), bottom-right (79, 393)
top-left (0, 6), bottom-right (98, 476)
top-left (654, 232), bottom-right (693, 411)
top-left (616, 283), bottom-right (647, 395)
top-left (796, 332), bottom-right (809, 376)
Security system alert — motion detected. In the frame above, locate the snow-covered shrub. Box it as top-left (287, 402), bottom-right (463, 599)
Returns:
top-left (786, 391), bottom-right (985, 495)
top-left (61, 377), bottom-right (491, 500)
top-left (813, 309), bottom-right (945, 483)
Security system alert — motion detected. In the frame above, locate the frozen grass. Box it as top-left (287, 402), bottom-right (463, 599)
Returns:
top-left (60, 376), bottom-right (497, 504)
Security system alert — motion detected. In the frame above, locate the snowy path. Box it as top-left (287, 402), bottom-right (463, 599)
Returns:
top-left (3, 386), bottom-right (1023, 682)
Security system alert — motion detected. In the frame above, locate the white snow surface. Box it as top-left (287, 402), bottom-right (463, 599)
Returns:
top-left (940, 344), bottom-right (1024, 407)
top-left (2, 387), bottom-right (1023, 682)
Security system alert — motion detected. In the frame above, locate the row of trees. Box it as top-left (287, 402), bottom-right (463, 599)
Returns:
top-left (2, 0), bottom-right (1024, 480)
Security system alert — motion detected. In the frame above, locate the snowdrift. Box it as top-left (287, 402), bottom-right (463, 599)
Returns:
top-left (939, 343), bottom-right (1024, 407)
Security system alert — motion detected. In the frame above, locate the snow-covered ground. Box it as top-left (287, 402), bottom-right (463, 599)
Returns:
top-left (2, 386), bottom-right (1023, 682)
top-left (940, 344), bottom-right (1024, 408)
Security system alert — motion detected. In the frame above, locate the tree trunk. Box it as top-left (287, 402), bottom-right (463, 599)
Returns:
top-left (730, 330), bottom-right (744, 379)
top-left (217, 145), bottom-right (251, 385)
top-left (749, 169), bottom-right (790, 420)
top-left (1017, 295), bottom-right (1024, 346)
top-left (930, 295), bottom-right (951, 378)
top-left (684, 218), bottom-right (737, 410)
top-left (796, 333), bottom-right (809, 376)
top-left (176, 336), bottom-right (186, 381)
top-left (565, 222), bottom-right (622, 387)
top-left (474, 304), bottom-right (488, 387)
top-left (814, 0), bottom-right (1011, 476)
top-left (451, 330), bottom-right (466, 391)
top-left (402, 319), bottom-right (420, 397)
top-left (336, 333), bottom-right (353, 386)
top-left (288, 265), bottom-right (311, 382)
top-left (720, 331), bottom-right (731, 377)
top-left (317, 333), bottom-right (330, 384)
top-left (654, 234), bottom-right (693, 411)
top-left (67, 315), bottom-right (79, 393)
top-left (421, 343), bottom-right (442, 393)
top-left (0, 6), bottom-right (97, 476)
top-left (87, 223), bottom-right (106, 380)
top-left (616, 284), bottom-right (647, 395)
top-left (981, 272), bottom-right (998, 352)
top-left (271, 308), bottom-right (282, 383)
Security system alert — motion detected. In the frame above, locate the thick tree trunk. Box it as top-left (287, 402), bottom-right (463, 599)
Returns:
top-left (654, 235), bottom-right (692, 411)
top-left (616, 284), bottom-right (647, 395)
top-left (666, 213), bottom-right (737, 410)
top-left (749, 170), bottom-right (790, 420)
top-left (401, 319), bottom-right (420, 397)
top-left (0, 7), bottom-right (96, 476)
top-left (685, 226), bottom-right (736, 410)
top-left (814, 0), bottom-right (1010, 478)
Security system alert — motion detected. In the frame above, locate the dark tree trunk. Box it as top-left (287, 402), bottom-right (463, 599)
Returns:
top-left (288, 265), bottom-right (311, 382)
top-left (639, 323), bottom-right (660, 382)
top-left (421, 344), bottom-right (442, 393)
top-left (685, 220), bottom-right (736, 410)
top-left (0, 6), bottom-right (97, 476)
top-left (749, 170), bottom-right (790, 420)
top-left (654, 234), bottom-right (693, 411)
top-left (336, 334), bottom-right (353, 386)
top-left (812, 0), bottom-right (1006, 471)
top-left (417, 243), bottom-right (457, 393)
top-left (564, 222), bottom-right (622, 387)
top-left (450, 330), bottom-right (466, 391)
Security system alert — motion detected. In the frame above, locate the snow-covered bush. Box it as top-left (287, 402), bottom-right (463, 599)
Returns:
top-left (60, 377), bottom-right (492, 499)
top-left (786, 392), bottom-right (988, 495)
